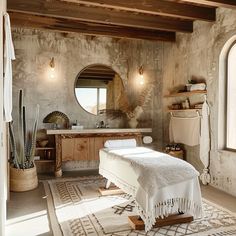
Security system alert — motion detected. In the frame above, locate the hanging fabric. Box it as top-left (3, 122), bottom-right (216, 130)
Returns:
top-left (3, 13), bottom-right (15, 122)
top-left (199, 97), bottom-right (211, 185)
top-left (169, 115), bottom-right (201, 146)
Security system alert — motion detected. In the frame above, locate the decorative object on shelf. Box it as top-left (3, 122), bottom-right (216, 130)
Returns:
top-left (36, 129), bottom-right (49, 147)
top-left (9, 89), bottom-right (39, 192)
top-left (165, 143), bottom-right (181, 152)
top-left (165, 144), bottom-right (184, 160)
top-left (100, 85), bottom-right (153, 128)
top-left (38, 140), bottom-right (49, 148)
top-left (181, 99), bottom-right (190, 109)
top-left (170, 103), bottom-right (181, 110)
top-left (43, 111), bottom-right (70, 129)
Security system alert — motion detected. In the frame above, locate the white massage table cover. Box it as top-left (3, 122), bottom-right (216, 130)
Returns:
top-left (99, 146), bottom-right (202, 231)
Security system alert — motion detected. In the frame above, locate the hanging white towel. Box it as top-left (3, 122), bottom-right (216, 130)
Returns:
top-left (169, 116), bottom-right (200, 146)
top-left (199, 99), bottom-right (211, 185)
top-left (3, 13), bottom-right (15, 122)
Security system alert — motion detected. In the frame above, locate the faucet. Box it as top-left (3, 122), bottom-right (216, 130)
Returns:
top-left (96, 120), bottom-right (108, 128)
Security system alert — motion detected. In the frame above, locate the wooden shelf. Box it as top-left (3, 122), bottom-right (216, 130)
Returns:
top-left (35, 160), bottom-right (54, 163)
top-left (168, 109), bottom-right (202, 112)
top-left (164, 90), bottom-right (207, 98)
top-left (36, 147), bottom-right (55, 150)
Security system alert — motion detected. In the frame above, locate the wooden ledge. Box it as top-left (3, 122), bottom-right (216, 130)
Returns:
top-left (128, 214), bottom-right (194, 230)
top-left (99, 186), bottom-right (124, 196)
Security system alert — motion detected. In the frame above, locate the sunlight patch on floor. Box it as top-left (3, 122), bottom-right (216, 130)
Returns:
top-left (57, 195), bottom-right (129, 223)
top-left (6, 210), bottom-right (50, 236)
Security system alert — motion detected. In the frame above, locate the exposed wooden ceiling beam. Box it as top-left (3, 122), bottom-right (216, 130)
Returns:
top-left (62, 0), bottom-right (216, 21)
top-left (7, 0), bottom-right (193, 33)
top-left (178, 0), bottom-right (236, 8)
top-left (9, 12), bottom-right (176, 42)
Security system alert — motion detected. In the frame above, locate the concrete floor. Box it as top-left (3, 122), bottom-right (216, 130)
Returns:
top-left (6, 171), bottom-right (236, 236)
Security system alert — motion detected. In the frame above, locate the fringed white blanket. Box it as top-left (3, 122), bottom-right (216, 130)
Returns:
top-left (99, 147), bottom-right (202, 231)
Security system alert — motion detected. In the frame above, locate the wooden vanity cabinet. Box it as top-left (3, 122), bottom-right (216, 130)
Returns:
top-left (55, 133), bottom-right (142, 177)
top-left (46, 129), bottom-right (152, 177)
top-left (61, 135), bottom-right (139, 162)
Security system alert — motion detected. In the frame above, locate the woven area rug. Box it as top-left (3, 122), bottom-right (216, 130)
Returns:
top-left (44, 176), bottom-right (236, 236)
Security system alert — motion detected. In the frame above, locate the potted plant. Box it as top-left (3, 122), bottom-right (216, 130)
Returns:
top-left (9, 89), bottom-right (39, 192)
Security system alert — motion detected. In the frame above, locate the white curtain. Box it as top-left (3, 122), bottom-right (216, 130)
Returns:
top-left (3, 13), bottom-right (15, 122)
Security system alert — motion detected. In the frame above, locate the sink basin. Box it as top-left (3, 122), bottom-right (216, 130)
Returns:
top-left (71, 125), bottom-right (84, 130)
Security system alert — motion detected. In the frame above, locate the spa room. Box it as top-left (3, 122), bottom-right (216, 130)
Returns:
top-left (1, 0), bottom-right (236, 235)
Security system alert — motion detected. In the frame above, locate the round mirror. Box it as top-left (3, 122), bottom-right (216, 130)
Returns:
top-left (75, 65), bottom-right (124, 115)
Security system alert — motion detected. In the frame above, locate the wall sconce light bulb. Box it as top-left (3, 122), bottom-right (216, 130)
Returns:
top-left (139, 65), bottom-right (144, 85)
top-left (49, 57), bottom-right (56, 80)
top-left (140, 77), bottom-right (144, 85)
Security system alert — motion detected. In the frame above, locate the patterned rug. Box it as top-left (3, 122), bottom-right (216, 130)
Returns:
top-left (45, 176), bottom-right (236, 236)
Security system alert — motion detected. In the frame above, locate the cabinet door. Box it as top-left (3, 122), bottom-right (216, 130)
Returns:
top-left (62, 138), bottom-right (74, 161)
top-left (88, 138), bottom-right (95, 160)
top-left (94, 137), bottom-right (105, 160)
top-left (74, 138), bottom-right (89, 160)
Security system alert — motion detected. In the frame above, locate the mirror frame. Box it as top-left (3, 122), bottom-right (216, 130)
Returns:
top-left (74, 64), bottom-right (123, 116)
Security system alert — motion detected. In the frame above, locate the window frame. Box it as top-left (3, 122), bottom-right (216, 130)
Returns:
top-left (225, 42), bottom-right (236, 151)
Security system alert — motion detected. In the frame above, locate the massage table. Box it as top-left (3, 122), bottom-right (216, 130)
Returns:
top-left (99, 139), bottom-right (202, 231)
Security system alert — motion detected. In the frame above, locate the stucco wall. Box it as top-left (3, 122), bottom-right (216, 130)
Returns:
top-left (12, 28), bottom-right (164, 169)
top-left (162, 8), bottom-right (236, 197)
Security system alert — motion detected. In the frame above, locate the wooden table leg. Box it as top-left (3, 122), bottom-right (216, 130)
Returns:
top-left (55, 134), bottom-right (62, 177)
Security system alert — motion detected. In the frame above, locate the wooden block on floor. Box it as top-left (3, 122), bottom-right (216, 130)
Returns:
top-left (128, 213), bottom-right (194, 230)
top-left (99, 186), bottom-right (124, 196)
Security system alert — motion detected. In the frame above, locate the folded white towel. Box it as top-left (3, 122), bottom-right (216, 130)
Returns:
top-left (190, 83), bottom-right (206, 91)
top-left (104, 139), bottom-right (137, 148)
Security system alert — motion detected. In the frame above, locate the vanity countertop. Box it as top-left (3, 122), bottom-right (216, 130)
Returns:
top-left (46, 128), bottom-right (152, 135)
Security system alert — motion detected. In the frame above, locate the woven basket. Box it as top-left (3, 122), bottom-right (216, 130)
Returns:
top-left (10, 165), bottom-right (38, 192)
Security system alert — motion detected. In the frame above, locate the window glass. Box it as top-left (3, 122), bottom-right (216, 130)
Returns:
top-left (75, 88), bottom-right (98, 115)
top-left (98, 88), bottom-right (107, 111)
top-left (227, 44), bottom-right (236, 149)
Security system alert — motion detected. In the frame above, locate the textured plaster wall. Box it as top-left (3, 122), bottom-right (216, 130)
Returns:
top-left (162, 8), bottom-right (236, 196)
top-left (12, 28), bottom-right (164, 169)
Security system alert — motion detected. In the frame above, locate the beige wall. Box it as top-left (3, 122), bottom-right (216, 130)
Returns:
top-left (12, 28), bottom-right (165, 169)
top-left (162, 7), bottom-right (236, 196)
top-left (0, 1), bottom-right (7, 236)
top-left (11, 7), bottom-right (236, 196)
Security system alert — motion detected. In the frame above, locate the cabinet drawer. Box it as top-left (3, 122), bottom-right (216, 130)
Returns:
top-left (74, 138), bottom-right (89, 160)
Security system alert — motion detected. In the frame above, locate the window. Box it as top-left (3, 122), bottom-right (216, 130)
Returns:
top-left (226, 43), bottom-right (236, 149)
top-left (75, 87), bottom-right (107, 115)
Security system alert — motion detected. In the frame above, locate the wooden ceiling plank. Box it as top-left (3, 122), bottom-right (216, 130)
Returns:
top-left (62, 0), bottom-right (216, 21)
top-left (178, 0), bottom-right (236, 8)
top-left (9, 12), bottom-right (176, 42)
top-left (7, 0), bottom-right (193, 33)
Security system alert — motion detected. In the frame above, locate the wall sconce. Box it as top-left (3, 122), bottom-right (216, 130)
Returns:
top-left (139, 65), bottom-right (144, 85)
top-left (49, 57), bottom-right (55, 80)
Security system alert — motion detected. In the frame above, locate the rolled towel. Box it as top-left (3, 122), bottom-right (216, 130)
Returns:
top-left (143, 136), bottom-right (153, 144)
top-left (104, 138), bottom-right (137, 148)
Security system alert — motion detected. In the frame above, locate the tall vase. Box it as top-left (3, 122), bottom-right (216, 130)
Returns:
top-left (128, 106), bottom-right (143, 128)
top-left (128, 118), bottom-right (138, 128)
